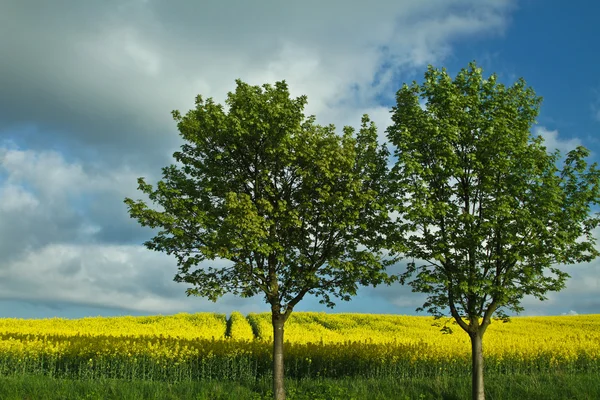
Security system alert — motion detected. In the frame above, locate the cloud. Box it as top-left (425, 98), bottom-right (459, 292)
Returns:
top-left (0, 0), bottom-right (515, 170)
top-left (0, 0), bottom-right (522, 316)
top-left (532, 126), bottom-right (583, 157)
top-left (0, 144), bottom-right (162, 262)
top-left (0, 242), bottom-right (266, 315)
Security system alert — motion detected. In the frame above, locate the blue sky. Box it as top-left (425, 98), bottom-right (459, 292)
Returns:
top-left (0, 0), bottom-right (598, 320)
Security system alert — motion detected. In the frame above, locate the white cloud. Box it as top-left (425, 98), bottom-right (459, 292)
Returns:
top-left (1, 147), bottom-right (89, 201)
top-left (0, 184), bottom-right (39, 212)
top-left (0, 144), bottom-right (157, 200)
top-left (532, 126), bottom-right (583, 157)
top-left (0, 242), bottom-right (259, 314)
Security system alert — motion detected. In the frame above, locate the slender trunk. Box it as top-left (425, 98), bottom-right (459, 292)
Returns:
top-left (469, 331), bottom-right (485, 400)
top-left (272, 313), bottom-right (286, 400)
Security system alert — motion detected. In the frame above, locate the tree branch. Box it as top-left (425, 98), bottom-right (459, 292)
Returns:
top-left (448, 288), bottom-right (470, 332)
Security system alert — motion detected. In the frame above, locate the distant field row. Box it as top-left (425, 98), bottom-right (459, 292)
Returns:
top-left (0, 312), bottom-right (598, 381)
top-left (2, 311), bottom-right (600, 348)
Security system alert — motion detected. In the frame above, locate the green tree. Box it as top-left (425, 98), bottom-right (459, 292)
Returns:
top-left (124, 79), bottom-right (397, 400)
top-left (386, 61), bottom-right (600, 400)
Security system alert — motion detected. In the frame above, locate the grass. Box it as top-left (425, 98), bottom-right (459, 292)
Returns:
top-left (0, 372), bottom-right (598, 400)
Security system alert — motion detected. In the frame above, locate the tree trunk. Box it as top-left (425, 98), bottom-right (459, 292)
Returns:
top-left (272, 313), bottom-right (286, 400)
top-left (469, 331), bottom-right (485, 400)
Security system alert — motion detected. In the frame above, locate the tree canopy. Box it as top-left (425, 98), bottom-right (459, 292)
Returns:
top-left (124, 79), bottom-right (397, 399)
top-left (385, 61), bottom-right (600, 400)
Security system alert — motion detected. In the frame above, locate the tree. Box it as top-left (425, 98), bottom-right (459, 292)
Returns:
top-left (385, 61), bottom-right (600, 400)
top-left (124, 79), bottom-right (397, 400)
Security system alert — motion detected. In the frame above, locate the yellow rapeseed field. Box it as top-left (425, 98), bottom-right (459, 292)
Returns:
top-left (0, 312), bottom-right (227, 340)
top-left (0, 312), bottom-right (597, 382)
top-left (247, 312), bottom-right (600, 363)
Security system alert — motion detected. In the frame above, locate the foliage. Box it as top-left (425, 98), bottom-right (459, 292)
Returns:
top-left (123, 79), bottom-right (396, 318)
top-left (124, 78), bottom-right (399, 398)
top-left (386, 61), bottom-right (600, 332)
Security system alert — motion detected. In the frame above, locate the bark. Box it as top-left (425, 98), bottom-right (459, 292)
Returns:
top-left (272, 313), bottom-right (286, 400)
top-left (469, 331), bottom-right (485, 400)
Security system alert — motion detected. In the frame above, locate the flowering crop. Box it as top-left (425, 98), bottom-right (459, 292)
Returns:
top-left (228, 312), bottom-right (255, 341)
top-left (0, 312), bottom-right (227, 340)
top-left (0, 312), bottom-right (597, 382)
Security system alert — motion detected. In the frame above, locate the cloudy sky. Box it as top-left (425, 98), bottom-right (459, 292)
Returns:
top-left (0, 0), bottom-right (598, 320)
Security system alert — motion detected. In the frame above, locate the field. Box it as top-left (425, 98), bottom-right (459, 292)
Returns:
top-left (0, 312), bottom-right (598, 399)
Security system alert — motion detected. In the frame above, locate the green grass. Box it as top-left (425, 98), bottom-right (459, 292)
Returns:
top-left (0, 372), bottom-right (598, 400)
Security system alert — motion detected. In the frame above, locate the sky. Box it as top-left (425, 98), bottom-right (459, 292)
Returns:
top-left (0, 0), bottom-right (599, 320)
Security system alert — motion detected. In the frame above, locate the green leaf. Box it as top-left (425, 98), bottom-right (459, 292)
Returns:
top-left (387, 60), bottom-right (600, 336)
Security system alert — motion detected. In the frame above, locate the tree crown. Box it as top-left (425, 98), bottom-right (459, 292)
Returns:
top-left (124, 79), bottom-right (397, 319)
top-left (386, 61), bottom-right (600, 332)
